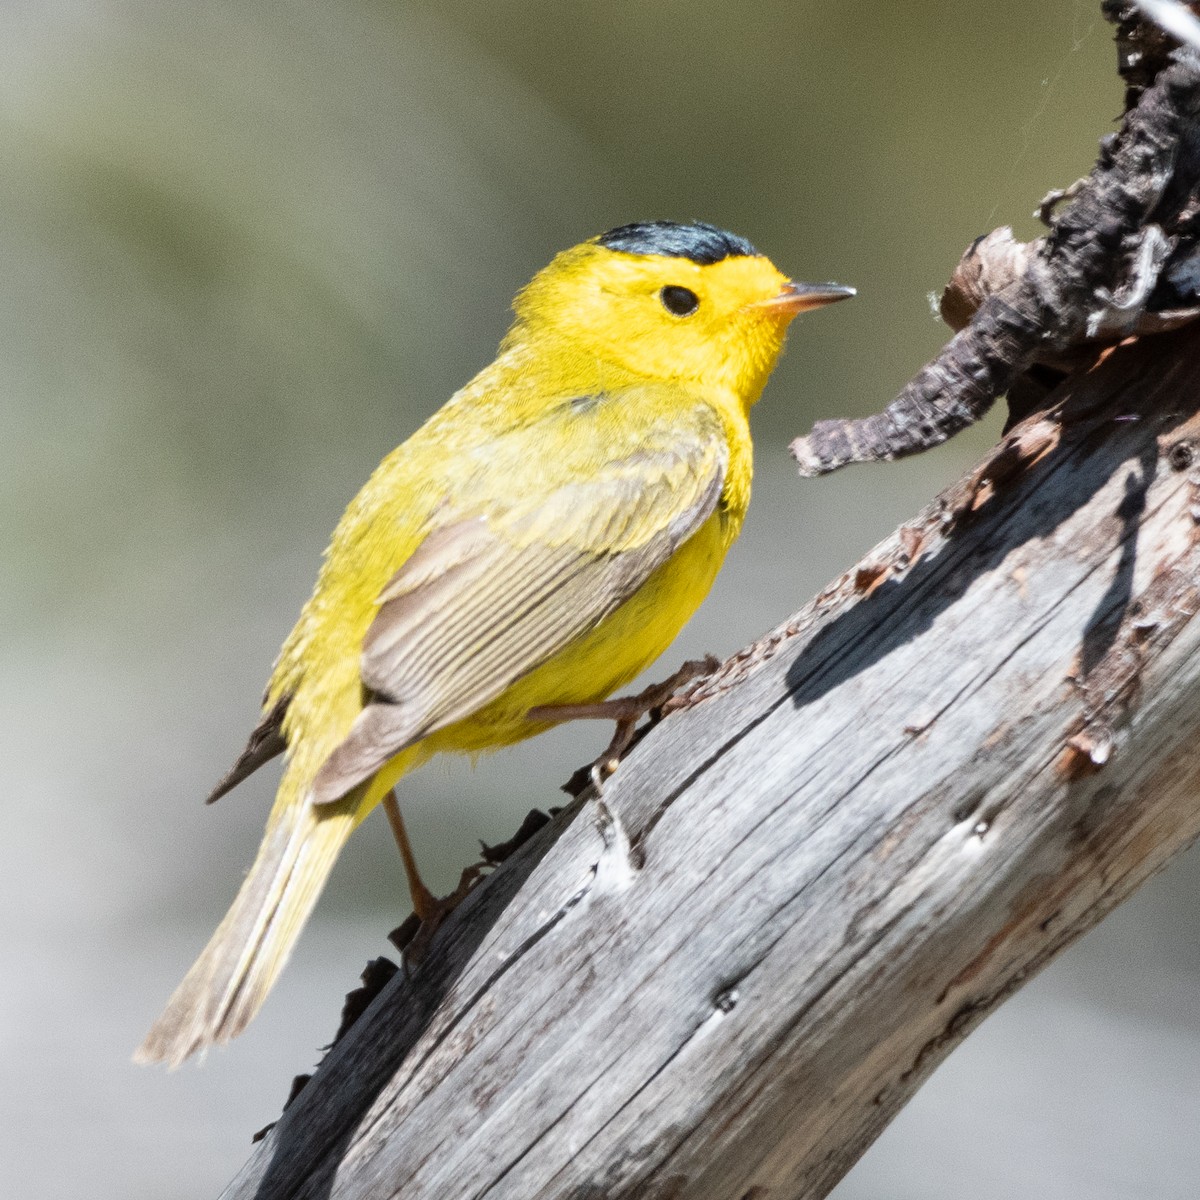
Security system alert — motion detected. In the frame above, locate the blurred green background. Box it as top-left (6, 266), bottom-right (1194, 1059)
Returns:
top-left (5, 1), bottom-right (1200, 1197)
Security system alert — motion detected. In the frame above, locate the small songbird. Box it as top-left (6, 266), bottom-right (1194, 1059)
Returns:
top-left (136, 220), bottom-right (853, 1066)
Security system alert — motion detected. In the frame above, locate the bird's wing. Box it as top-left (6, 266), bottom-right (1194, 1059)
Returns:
top-left (309, 396), bottom-right (727, 805)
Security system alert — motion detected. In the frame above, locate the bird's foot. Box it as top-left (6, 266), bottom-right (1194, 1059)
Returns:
top-left (390, 863), bottom-right (485, 967)
top-left (529, 655), bottom-right (719, 797)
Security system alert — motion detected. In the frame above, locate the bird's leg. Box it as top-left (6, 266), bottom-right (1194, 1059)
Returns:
top-left (527, 655), bottom-right (719, 791)
top-left (381, 790), bottom-right (439, 923)
top-left (382, 791), bottom-right (484, 965)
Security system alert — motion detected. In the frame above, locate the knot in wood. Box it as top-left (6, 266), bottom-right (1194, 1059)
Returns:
top-left (713, 986), bottom-right (740, 1014)
top-left (1168, 439), bottom-right (1197, 470)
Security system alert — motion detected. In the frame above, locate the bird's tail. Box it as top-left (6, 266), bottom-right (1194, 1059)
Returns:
top-left (135, 774), bottom-right (366, 1068)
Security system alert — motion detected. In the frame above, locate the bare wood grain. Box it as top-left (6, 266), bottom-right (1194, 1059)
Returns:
top-left (219, 323), bottom-right (1200, 1200)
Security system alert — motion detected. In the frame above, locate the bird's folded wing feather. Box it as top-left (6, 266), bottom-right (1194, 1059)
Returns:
top-left (309, 396), bottom-right (727, 804)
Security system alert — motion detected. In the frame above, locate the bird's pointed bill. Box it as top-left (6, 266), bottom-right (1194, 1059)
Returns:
top-left (755, 280), bottom-right (856, 315)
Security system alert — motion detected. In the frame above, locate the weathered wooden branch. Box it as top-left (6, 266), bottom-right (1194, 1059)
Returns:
top-left (214, 7), bottom-right (1200, 1198)
top-left (221, 322), bottom-right (1200, 1199)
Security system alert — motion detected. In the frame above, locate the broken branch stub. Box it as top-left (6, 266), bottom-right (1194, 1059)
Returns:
top-left (791, 46), bottom-right (1200, 477)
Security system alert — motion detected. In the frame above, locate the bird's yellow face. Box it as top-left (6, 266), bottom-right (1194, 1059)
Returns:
top-left (509, 221), bottom-right (852, 407)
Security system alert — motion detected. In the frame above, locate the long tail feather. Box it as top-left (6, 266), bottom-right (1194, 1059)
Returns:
top-left (135, 782), bottom-right (363, 1068)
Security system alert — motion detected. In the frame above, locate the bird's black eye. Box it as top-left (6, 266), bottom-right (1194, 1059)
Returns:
top-left (659, 285), bottom-right (699, 316)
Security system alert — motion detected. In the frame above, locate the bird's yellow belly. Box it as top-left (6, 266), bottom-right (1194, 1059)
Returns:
top-left (419, 509), bottom-right (732, 758)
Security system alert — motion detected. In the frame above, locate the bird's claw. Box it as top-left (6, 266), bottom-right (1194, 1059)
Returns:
top-left (393, 864), bottom-right (485, 970)
top-left (544, 655), bottom-right (721, 798)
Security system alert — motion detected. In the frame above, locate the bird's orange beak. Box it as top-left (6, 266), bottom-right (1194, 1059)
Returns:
top-left (754, 280), bottom-right (856, 315)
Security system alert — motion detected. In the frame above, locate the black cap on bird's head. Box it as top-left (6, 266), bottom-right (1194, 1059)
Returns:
top-left (596, 220), bottom-right (759, 266)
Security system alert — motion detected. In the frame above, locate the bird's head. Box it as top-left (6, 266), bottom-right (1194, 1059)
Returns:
top-left (508, 220), bottom-right (853, 407)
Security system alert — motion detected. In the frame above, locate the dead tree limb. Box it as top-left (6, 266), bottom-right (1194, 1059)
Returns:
top-left (218, 6), bottom-right (1200, 1199)
top-left (221, 330), bottom-right (1200, 1200)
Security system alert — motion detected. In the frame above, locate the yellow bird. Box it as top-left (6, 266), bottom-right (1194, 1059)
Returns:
top-left (136, 221), bottom-right (853, 1066)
